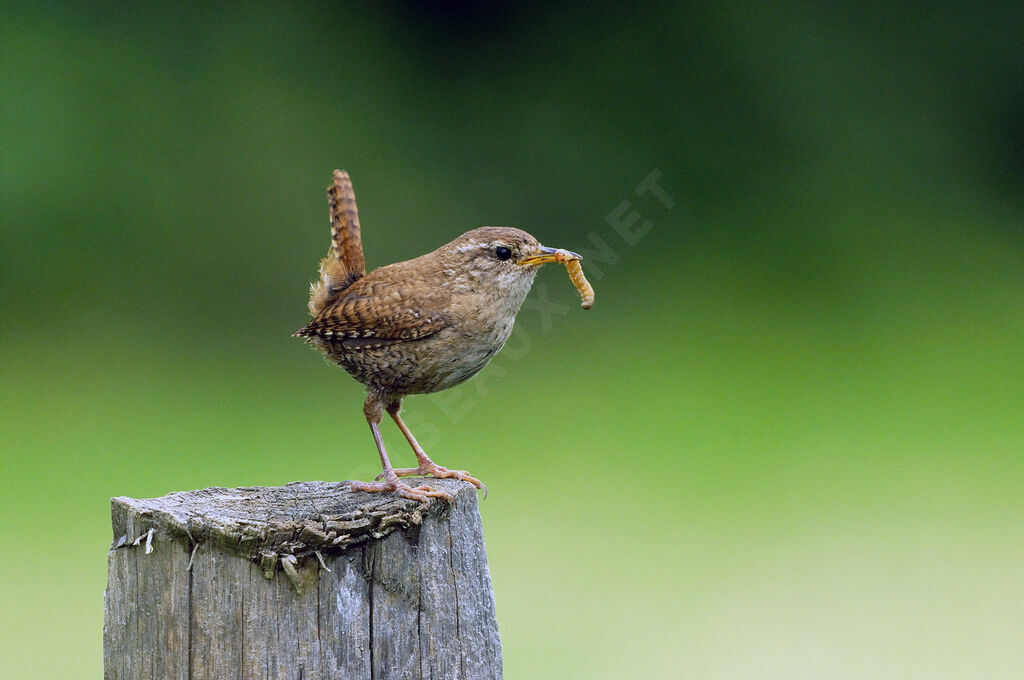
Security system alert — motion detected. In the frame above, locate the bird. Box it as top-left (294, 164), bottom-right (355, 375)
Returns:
top-left (295, 170), bottom-right (586, 502)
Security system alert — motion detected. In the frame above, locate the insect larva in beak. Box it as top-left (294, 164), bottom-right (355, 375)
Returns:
top-left (565, 258), bottom-right (594, 310)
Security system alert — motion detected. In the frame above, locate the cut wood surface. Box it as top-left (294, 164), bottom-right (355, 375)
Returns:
top-left (103, 479), bottom-right (501, 680)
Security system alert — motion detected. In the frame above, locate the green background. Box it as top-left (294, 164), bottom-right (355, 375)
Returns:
top-left (3, 3), bottom-right (1023, 678)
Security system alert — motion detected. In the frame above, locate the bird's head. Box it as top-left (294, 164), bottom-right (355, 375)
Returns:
top-left (437, 226), bottom-right (581, 303)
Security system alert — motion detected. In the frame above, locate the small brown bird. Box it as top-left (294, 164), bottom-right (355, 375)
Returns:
top-left (295, 170), bottom-right (587, 502)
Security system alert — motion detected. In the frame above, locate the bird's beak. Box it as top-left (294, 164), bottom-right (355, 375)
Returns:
top-left (517, 245), bottom-right (582, 267)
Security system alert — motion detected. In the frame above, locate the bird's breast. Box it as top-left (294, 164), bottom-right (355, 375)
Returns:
top-left (420, 310), bottom-right (516, 392)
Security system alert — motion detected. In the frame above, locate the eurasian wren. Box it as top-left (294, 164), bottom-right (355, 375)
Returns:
top-left (295, 170), bottom-right (585, 502)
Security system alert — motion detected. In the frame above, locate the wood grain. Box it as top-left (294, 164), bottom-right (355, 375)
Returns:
top-left (103, 479), bottom-right (501, 679)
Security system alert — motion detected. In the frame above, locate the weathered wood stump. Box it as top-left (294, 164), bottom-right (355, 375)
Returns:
top-left (103, 479), bottom-right (501, 680)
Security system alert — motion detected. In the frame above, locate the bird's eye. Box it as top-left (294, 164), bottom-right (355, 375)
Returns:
top-left (494, 246), bottom-right (513, 261)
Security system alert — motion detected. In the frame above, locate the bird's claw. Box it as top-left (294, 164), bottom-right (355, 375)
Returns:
top-left (350, 478), bottom-right (453, 504)
top-left (381, 463), bottom-right (487, 499)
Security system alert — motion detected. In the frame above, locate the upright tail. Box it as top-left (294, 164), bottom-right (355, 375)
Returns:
top-left (308, 170), bottom-right (366, 316)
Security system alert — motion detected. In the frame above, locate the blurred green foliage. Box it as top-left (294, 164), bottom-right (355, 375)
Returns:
top-left (2, 3), bottom-right (1023, 678)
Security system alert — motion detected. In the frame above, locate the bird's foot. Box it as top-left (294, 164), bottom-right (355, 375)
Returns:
top-left (350, 476), bottom-right (453, 504)
top-left (382, 463), bottom-right (487, 499)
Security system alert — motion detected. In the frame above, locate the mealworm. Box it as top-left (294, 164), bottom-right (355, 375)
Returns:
top-left (565, 258), bottom-right (594, 310)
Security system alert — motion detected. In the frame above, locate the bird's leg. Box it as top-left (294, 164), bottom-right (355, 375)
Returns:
top-left (350, 395), bottom-right (453, 503)
top-left (381, 401), bottom-right (486, 496)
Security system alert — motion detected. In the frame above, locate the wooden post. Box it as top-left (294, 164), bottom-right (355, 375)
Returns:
top-left (103, 479), bottom-right (502, 679)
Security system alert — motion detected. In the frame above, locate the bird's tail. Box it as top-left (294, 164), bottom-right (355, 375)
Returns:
top-left (308, 170), bottom-right (366, 316)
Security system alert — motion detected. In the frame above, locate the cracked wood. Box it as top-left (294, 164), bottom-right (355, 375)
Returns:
top-left (103, 479), bottom-right (502, 679)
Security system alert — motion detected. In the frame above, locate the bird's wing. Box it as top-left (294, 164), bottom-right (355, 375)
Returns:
top-left (308, 170), bottom-right (366, 316)
top-left (295, 278), bottom-right (450, 348)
